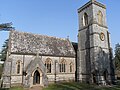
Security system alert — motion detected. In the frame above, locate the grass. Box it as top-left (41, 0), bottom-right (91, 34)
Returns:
top-left (43, 82), bottom-right (94, 90)
top-left (43, 82), bottom-right (120, 90)
top-left (0, 82), bottom-right (120, 90)
top-left (0, 87), bottom-right (24, 90)
top-left (9, 87), bottom-right (24, 90)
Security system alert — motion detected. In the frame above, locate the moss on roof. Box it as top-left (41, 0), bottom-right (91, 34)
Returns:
top-left (9, 30), bottom-right (75, 57)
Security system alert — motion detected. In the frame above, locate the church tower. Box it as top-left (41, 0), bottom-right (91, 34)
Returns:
top-left (77, 0), bottom-right (115, 84)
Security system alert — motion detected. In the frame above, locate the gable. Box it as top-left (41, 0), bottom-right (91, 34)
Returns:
top-left (9, 30), bottom-right (75, 57)
top-left (25, 56), bottom-right (46, 74)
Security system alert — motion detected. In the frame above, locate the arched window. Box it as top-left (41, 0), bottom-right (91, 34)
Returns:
top-left (70, 62), bottom-right (73, 72)
top-left (98, 11), bottom-right (103, 25)
top-left (45, 58), bottom-right (52, 73)
top-left (17, 61), bottom-right (21, 74)
top-left (83, 13), bottom-right (88, 26)
top-left (59, 59), bottom-right (66, 73)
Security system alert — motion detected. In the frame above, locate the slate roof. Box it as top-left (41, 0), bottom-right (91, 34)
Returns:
top-left (9, 30), bottom-right (75, 57)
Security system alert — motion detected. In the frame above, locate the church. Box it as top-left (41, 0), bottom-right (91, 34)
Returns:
top-left (2, 0), bottom-right (115, 88)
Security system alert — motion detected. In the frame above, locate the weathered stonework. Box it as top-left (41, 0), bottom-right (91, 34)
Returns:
top-left (9, 30), bottom-right (75, 57)
top-left (1, 0), bottom-right (115, 88)
top-left (77, 0), bottom-right (115, 85)
top-left (2, 30), bottom-right (76, 88)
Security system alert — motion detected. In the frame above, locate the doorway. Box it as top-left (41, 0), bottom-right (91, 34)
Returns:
top-left (33, 70), bottom-right (40, 85)
top-left (103, 70), bottom-right (108, 81)
top-left (92, 73), bottom-right (97, 84)
top-left (92, 70), bottom-right (98, 84)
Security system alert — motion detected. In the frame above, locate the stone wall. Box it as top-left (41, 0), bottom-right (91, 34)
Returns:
top-left (77, 0), bottom-right (113, 84)
top-left (2, 54), bottom-right (75, 88)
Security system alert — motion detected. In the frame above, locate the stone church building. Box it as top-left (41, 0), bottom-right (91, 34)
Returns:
top-left (2, 0), bottom-right (115, 88)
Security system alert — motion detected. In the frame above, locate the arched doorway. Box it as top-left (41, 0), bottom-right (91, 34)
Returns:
top-left (33, 70), bottom-right (40, 85)
top-left (92, 73), bottom-right (96, 84)
top-left (92, 70), bottom-right (98, 84)
top-left (103, 70), bottom-right (108, 81)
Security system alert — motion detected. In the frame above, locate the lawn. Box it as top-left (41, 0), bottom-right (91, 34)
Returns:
top-left (0, 87), bottom-right (24, 90)
top-left (43, 82), bottom-right (120, 90)
top-left (0, 82), bottom-right (120, 90)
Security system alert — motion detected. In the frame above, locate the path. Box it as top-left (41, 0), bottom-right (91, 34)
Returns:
top-left (28, 86), bottom-right (43, 90)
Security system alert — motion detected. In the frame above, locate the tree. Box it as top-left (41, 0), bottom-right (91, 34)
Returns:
top-left (0, 22), bottom-right (14, 31)
top-left (0, 39), bottom-right (9, 61)
top-left (114, 43), bottom-right (120, 70)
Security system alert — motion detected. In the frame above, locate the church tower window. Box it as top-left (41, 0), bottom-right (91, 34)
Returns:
top-left (83, 13), bottom-right (88, 26)
top-left (45, 58), bottom-right (52, 73)
top-left (17, 61), bottom-right (21, 74)
top-left (59, 59), bottom-right (66, 73)
top-left (98, 11), bottom-right (103, 25)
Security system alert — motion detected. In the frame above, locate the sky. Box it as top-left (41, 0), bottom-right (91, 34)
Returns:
top-left (0, 0), bottom-right (120, 55)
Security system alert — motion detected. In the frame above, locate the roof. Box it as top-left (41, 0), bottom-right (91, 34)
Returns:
top-left (72, 42), bottom-right (78, 53)
top-left (9, 30), bottom-right (75, 57)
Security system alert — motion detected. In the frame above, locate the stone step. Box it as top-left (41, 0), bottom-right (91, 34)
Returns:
top-left (28, 86), bottom-right (43, 90)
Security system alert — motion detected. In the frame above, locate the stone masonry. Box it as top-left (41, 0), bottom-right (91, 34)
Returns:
top-left (1, 0), bottom-right (115, 88)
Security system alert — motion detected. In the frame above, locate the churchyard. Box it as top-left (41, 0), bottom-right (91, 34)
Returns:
top-left (0, 82), bottom-right (120, 90)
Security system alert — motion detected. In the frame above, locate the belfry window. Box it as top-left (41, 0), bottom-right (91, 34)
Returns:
top-left (45, 58), bottom-right (52, 73)
top-left (17, 61), bottom-right (21, 74)
top-left (83, 13), bottom-right (88, 26)
top-left (98, 11), bottom-right (103, 25)
top-left (59, 59), bottom-right (66, 73)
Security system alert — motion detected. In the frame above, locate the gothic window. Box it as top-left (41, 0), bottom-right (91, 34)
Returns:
top-left (17, 61), bottom-right (21, 74)
top-left (98, 11), bottom-right (103, 25)
top-left (45, 58), bottom-right (52, 73)
top-left (83, 13), bottom-right (88, 26)
top-left (70, 62), bottom-right (73, 72)
top-left (59, 59), bottom-right (66, 73)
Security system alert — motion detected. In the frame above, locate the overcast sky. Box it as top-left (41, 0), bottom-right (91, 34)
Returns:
top-left (0, 0), bottom-right (120, 54)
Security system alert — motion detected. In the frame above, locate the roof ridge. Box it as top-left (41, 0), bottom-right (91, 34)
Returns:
top-left (12, 30), bottom-right (67, 41)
